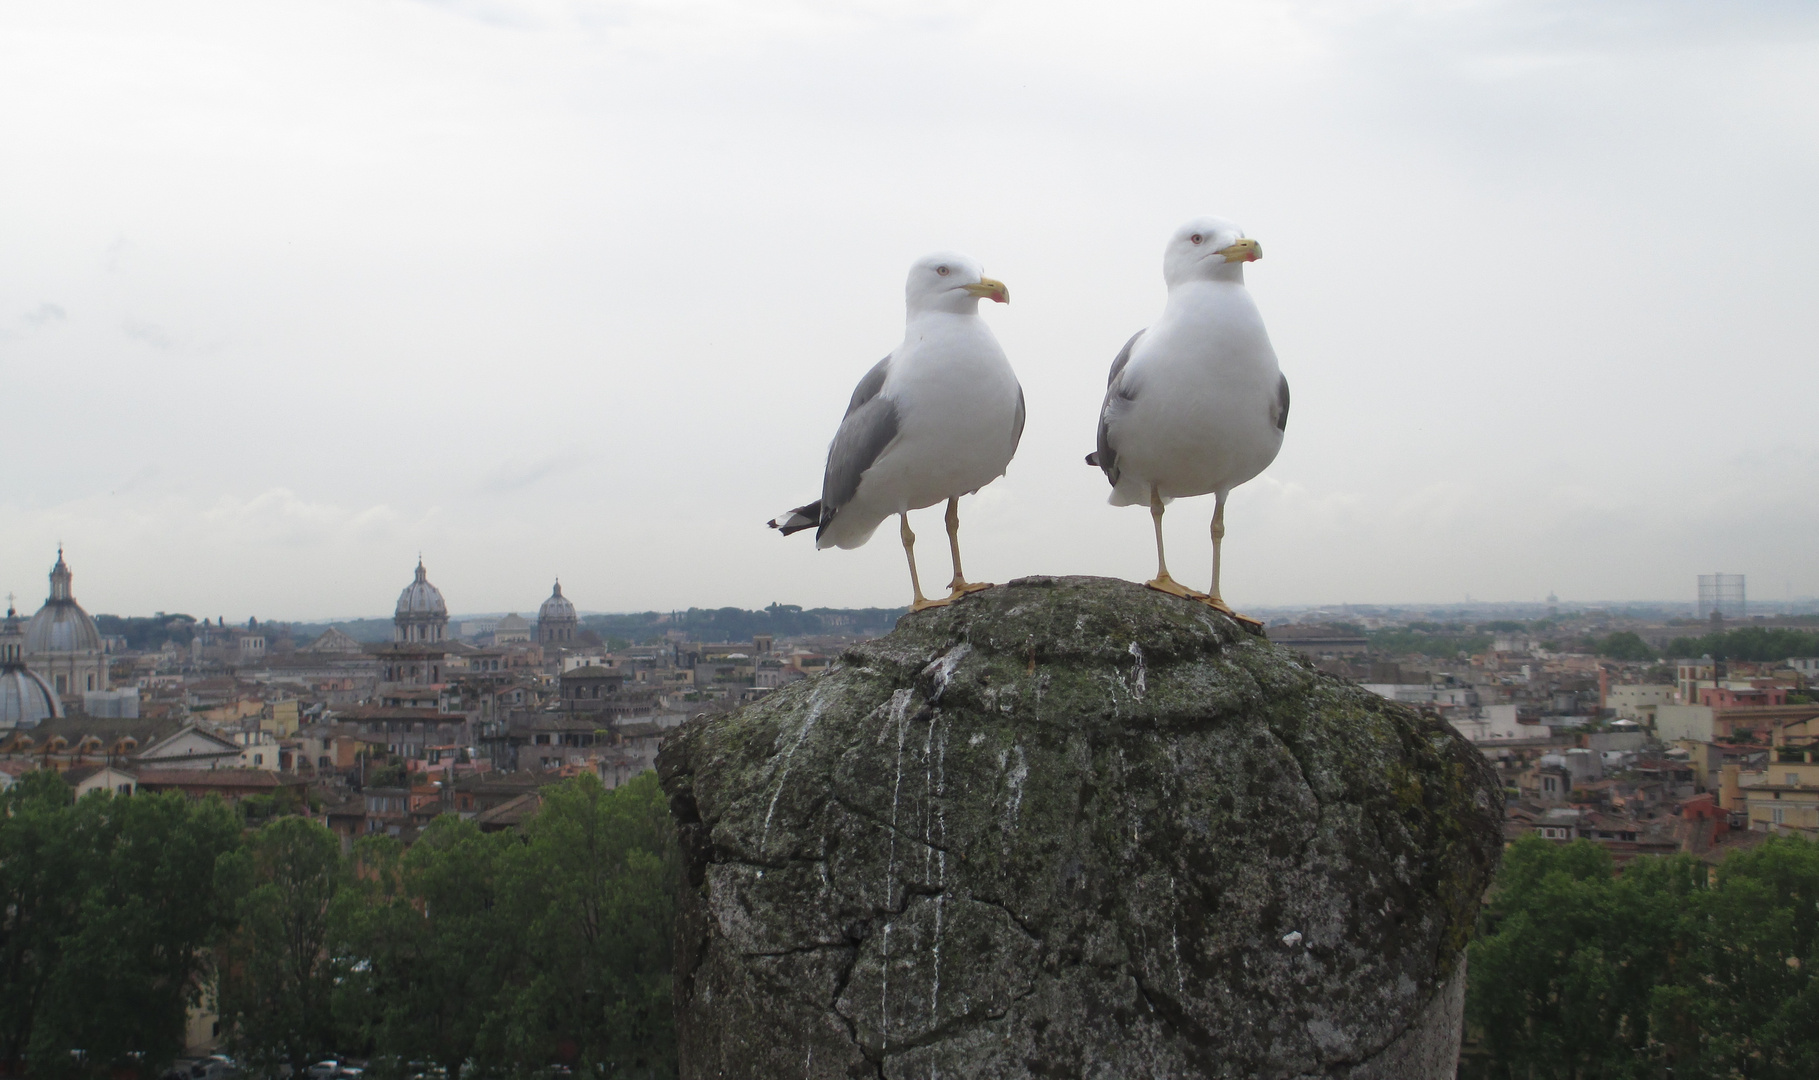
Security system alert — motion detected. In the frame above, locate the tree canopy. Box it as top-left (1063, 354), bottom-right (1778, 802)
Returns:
top-left (1466, 834), bottom-right (1819, 1079)
top-left (1663, 626), bottom-right (1819, 663)
top-left (1589, 630), bottom-right (1657, 661)
top-left (0, 773), bottom-right (241, 1079)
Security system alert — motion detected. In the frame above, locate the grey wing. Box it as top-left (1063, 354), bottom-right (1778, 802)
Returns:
top-left (845, 353), bottom-right (890, 415)
top-left (1087, 330), bottom-right (1145, 485)
top-left (1273, 372), bottom-right (1290, 432)
top-left (1011, 383), bottom-right (1026, 454)
top-left (818, 355), bottom-right (900, 525)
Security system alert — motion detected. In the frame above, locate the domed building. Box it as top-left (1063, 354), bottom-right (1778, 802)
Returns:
top-left (537, 580), bottom-right (578, 644)
top-left (0, 602), bottom-right (61, 729)
top-left (494, 613), bottom-right (532, 644)
top-left (373, 559), bottom-right (457, 709)
top-left (24, 549), bottom-right (108, 698)
top-left (394, 559), bottom-right (449, 643)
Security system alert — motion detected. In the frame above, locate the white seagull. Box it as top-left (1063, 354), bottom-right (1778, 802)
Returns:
top-left (1086, 216), bottom-right (1287, 625)
top-left (770, 253), bottom-right (1023, 611)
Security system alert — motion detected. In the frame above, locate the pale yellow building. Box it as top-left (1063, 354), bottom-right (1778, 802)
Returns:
top-left (261, 698), bottom-right (300, 738)
top-left (1739, 758), bottom-right (1819, 835)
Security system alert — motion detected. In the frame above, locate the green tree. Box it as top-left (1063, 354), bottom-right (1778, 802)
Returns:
top-left (216, 816), bottom-right (349, 1075)
top-left (503, 773), bottom-right (679, 1077)
top-left (1649, 837), bottom-right (1819, 1078)
top-left (30, 789), bottom-right (241, 1078)
top-left (1466, 837), bottom-right (1693, 1079)
top-left (0, 773), bottom-right (84, 1073)
top-left (337, 819), bottom-right (522, 1080)
top-left (1663, 627), bottom-right (1819, 663)
top-left (1591, 631), bottom-right (1656, 662)
top-left (0, 776), bottom-right (241, 1079)
top-left (1470, 835), bottom-right (1819, 1079)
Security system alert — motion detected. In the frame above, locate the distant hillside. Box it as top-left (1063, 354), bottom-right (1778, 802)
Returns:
top-left (287, 618), bottom-right (395, 644)
top-left (95, 605), bottom-right (908, 651)
top-left (582, 604), bottom-right (906, 645)
top-left (287, 606), bottom-right (907, 647)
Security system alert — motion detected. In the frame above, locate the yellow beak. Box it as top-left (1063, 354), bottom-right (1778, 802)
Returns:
top-left (1215, 238), bottom-right (1262, 263)
top-left (963, 276), bottom-right (1010, 303)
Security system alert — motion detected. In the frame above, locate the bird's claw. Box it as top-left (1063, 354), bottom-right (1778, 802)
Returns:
top-left (910, 596), bottom-right (953, 613)
top-left (1145, 576), bottom-right (1208, 601)
top-left (946, 579), bottom-right (994, 600)
top-left (1200, 596), bottom-right (1265, 632)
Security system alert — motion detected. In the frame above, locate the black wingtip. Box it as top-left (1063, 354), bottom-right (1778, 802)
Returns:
top-left (769, 500), bottom-right (822, 536)
top-left (1084, 452), bottom-right (1100, 467)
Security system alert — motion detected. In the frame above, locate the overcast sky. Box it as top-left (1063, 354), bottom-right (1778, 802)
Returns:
top-left (3, 0), bottom-right (1816, 620)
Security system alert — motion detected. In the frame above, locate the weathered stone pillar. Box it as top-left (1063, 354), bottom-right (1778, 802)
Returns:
top-left (659, 576), bottom-right (1502, 1079)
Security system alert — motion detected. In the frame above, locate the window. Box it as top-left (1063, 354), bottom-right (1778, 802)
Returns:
top-left (1773, 808), bottom-right (1787, 825)
top-left (1790, 774), bottom-right (1801, 788)
top-left (253, 754), bottom-right (263, 765)
top-left (54, 674), bottom-right (66, 693)
top-left (86, 674), bottom-right (95, 691)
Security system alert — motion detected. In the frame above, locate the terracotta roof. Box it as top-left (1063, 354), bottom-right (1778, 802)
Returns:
top-left (476, 791), bottom-right (542, 829)
top-left (133, 768), bottom-right (305, 789)
top-left (338, 706), bottom-right (450, 720)
top-left (451, 770), bottom-right (565, 795)
top-left (62, 764), bottom-right (135, 785)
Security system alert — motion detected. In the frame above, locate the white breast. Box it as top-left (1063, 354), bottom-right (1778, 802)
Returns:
top-left (865, 312), bottom-right (1021, 512)
top-left (1108, 280), bottom-right (1283, 503)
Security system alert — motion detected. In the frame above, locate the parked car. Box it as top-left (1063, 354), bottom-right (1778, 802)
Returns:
top-left (190, 1057), bottom-right (239, 1080)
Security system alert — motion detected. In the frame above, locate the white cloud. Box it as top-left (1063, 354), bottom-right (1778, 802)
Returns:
top-left (1, 0), bottom-right (1814, 617)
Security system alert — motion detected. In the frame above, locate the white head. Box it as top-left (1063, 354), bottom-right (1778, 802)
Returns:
top-left (905, 252), bottom-right (1009, 315)
top-left (1162, 216), bottom-right (1262, 289)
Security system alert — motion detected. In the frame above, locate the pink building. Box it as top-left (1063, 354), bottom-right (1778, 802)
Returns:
top-left (1699, 685), bottom-right (1788, 708)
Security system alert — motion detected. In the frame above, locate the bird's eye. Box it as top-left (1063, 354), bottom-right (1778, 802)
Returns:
top-left (1190, 234), bottom-right (1203, 245)
top-left (936, 266), bottom-right (950, 276)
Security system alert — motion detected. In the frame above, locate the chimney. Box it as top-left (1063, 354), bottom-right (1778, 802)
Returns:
top-left (1720, 764), bottom-right (1742, 813)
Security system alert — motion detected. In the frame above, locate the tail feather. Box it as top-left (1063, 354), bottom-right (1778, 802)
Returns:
top-left (768, 500), bottom-right (822, 536)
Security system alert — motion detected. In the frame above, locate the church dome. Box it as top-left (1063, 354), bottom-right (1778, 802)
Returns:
top-left (24, 550), bottom-right (102, 654)
top-left (1, 604), bottom-right (60, 729)
top-left (538, 581), bottom-right (576, 622)
top-left (0, 667), bottom-right (60, 729)
top-left (396, 560), bottom-right (448, 616)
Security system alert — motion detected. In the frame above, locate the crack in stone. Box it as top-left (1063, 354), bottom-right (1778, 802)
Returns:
top-left (828, 791), bottom-right (956, 856)
top-left (825, 945), bottom-right (883, 1077)
top-left (744, 942), bottom-right (856, 959)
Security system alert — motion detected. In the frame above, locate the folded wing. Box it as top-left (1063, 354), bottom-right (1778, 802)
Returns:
top-left (1085, 330), bottom-right (1145, 487)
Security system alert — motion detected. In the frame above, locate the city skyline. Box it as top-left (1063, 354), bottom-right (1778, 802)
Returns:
top-left (8, 543), bottom-right (1812, 629)
top-left (4, 1), bottom-right (1817, 618)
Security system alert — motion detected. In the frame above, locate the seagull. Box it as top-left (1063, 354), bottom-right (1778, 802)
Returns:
top-left (1086, 216), bottom-right (1287, 625)
top-left (770, 253), bottom-right (1023, 612)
